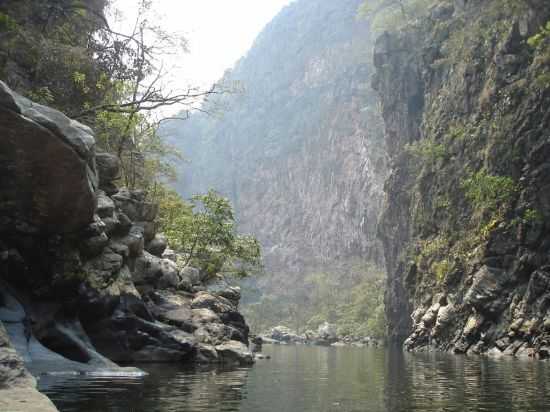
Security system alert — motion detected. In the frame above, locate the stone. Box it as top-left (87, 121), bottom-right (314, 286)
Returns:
top-left (217, 287), bottom-right (242, 304)
top-left (270, 326), bottom-right (304, 343)
top-left (108, 241), bottom-right (129, 260)
top-left (191, 292), bottom-right (234, 313)
top-left (196, 344), bottom-right (219, 363)
top-left (0, 321), bottom-right (59, 412)
top-left (463, 313), bottom-right (484, 337)
top-left (133, 252), bottom-right (163, 286)
top-left (181, 267), bottom-right (201, 286)
top-left (486, 347), bottom-right (504, 358)
top-left (86, 315), bottom-right (196, 363)
top-left (420, 303), bottom-right (440, 327)
top-left (96, 191), bottom-right (115, 218)
top-left (83, 249), bottom-right (123, 283)
top-left (162, 247), bottom-right (177, 262)
top-left (112, 191), bottom-right (140, 221)
top-left (317, 322), bottom-right (337, 344)
top-left (157, 259), bottom-right (181, 289)
top-left (116, 225), bottom-right (144, 257)
top-left (464, 266), bottom-right (506, 314)
top-left (192, 308), bottom-right (221, 324)
top-left (215, 340), bottom-right (254, 365)
top-left (0, 81), bottom-right (96, 233)
top-left (95, 152), bottom-right (120, 185)
top-left (80, 232), bottom-right (109, 258)
top-left (146, 233), bottom-right (168, 257)
top-left (135, 221), bottom-right (156, 243)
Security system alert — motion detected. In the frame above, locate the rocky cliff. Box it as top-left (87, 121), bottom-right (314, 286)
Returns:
top-left (373, 0), bottom-right (550, 357)
top-left (162, 0), bottom-right (388, 332)
top-left (0, 81), bottom-right (254, 408)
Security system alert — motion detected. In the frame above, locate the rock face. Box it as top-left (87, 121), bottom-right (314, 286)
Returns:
top-left (162, 0), bottom-right (388, 321)
top-left (0, 81), bottom-right (96, 233)
top-left (0, 82), bottom-right (255, 404)
top-left (0, 322), bottom-right (58, 412)
top-left (373, 0), bottom-right (550, 357)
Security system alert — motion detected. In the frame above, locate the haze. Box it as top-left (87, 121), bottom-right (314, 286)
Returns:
top-left (112, 0), bottom-right (294, 90)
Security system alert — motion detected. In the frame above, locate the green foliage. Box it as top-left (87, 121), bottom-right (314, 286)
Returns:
top-left (528, 21), bottom-right (550, 88)
top-left (523, 208), bottom-right (544, 225)
top-left (26, 86), bottom-right (55, 105)
top-left (461, 169), bottom-right (518, 214)
top-left (405, 138), bottom-right (447, 162)
top-left (0, 12), bottom-right (18, 31)
top-left (242, 263), bottom-right (386, 338)
top-left (528, 21), bottom-right (550, 49)
top-left (431, 259), bottom-right (451, 283)
top-left (159, 188), bottom-right (261, 279)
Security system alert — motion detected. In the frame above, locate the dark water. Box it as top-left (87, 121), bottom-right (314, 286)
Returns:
top-left (39, 345), bottom-right (550, 412)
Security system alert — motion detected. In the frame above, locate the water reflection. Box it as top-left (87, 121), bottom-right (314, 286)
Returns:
top-left (40, 364), bottom-right (249, 412)
top-left (40, 346), bottom-right (550, 412)
top-left (384, 349), bottom-right (550, 412)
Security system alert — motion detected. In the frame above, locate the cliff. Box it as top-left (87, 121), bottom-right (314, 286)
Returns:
top-left (373, 0), bottom-right (550, 357)
top-left (163, 0), bottom-right (388, 334)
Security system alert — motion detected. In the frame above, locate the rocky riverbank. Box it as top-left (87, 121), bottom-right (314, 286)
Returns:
top-left (260, 324), bottom-right (384, 348)
top-left (0, 81), bottom-right (254, 409)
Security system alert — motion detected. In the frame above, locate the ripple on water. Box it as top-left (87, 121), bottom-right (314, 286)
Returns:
top-left (39, 346), bottom-right (550, 412)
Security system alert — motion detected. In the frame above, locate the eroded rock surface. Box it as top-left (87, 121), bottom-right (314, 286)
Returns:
top-left (373, 0), bottom-right (550, 357)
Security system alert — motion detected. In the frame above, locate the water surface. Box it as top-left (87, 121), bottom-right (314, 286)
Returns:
top-left (39, 345), bottom-right (550, 412)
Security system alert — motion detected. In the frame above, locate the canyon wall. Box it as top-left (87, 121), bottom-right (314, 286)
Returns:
top-left (164, 0), bottom-right (388, 332)
top-left (373, 0), bottom-right (550, 357)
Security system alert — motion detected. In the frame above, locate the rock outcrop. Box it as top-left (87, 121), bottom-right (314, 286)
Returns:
top-left (373, 0), bottom-right (550, 357)
top-left (0, 81), bottom-right (254, 406)
top-left (0, 322), bottom-right (58, 412)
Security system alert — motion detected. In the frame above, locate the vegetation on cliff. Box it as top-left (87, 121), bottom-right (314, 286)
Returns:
top-left (373, 0), bottom-right (550, 356)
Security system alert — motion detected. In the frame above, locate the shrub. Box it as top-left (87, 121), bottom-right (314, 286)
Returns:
top-left (461, 169), bottom-right (518, 214)
top-left (159, 188), bottom-right (261, 279)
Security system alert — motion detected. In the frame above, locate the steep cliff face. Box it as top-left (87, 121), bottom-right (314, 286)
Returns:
top-left (164, 0), bottom-right (388, 331)
top-left (374, 0), bottom-right (550, 357)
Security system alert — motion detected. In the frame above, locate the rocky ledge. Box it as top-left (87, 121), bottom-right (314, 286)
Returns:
top-left (0, 81), bottom-right (254, 408)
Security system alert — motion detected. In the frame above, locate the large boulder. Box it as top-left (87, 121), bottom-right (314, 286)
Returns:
top-left (0, 81), bottom-right (96, 233)
top-left (214, 340), bottom-right (254, 366)
top-left (316, 322), bottom-right (338, 345)
top-left (269, 325), bottom-right (304, 343)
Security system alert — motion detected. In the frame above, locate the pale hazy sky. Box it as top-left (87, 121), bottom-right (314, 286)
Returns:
top-left (112, 0), bottom-right (294, 91)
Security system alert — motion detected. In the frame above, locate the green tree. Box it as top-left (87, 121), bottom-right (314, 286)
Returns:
top-left (160, 189), bottom-right (262, 280)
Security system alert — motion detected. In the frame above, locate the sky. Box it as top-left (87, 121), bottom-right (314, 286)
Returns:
top-left (111, 0), bottom-right (294, 92)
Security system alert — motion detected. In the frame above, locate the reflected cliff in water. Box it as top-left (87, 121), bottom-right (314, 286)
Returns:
top-left (40, 345), bottom-right (550, 412)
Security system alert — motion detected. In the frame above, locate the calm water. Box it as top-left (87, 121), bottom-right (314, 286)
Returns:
top-left (38, 345), bottom-right (550, 412)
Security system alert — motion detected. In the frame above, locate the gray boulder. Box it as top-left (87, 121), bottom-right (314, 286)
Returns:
top-left (215, 340), bottom-right (254, 365)
top-left (95, 152), bottom-right (120, 195)
top-left (0, 80), bottom-right (96, 233)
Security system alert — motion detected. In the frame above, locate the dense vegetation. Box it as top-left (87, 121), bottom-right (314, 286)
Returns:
top-left (158, 188), bottom-right (261, 279)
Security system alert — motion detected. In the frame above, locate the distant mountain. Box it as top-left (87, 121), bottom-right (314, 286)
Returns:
top-left (161, 0), bottom-right (388, 333)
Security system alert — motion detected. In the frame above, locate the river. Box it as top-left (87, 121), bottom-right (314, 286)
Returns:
top-left (38, 344), bottom-right (550, 412)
